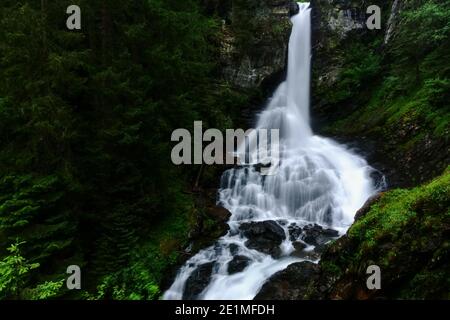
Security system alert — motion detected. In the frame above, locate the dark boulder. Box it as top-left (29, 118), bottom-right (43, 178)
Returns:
top-left (229, 243), bottom-right (239, 255)
top-left (288, 224), bottom-right (303, 241)
top-left (240, 220), bottom-right (286, 257)
top-left (291, 241), bottom-right (322, 260)
top-left (302, 224), bottom-right (339, 246)
top-left (227, 255), bottom-right (251, 274)
top-left (206, 205), bottom-right (231, 223)
top-left (291, 241), bottom-right (311, 258)
top-left (292, 241), bottom-right (307, 252)
top-left (255, 262), bottom-right (320, 300)
top-left (183, 262), bottom-right (215, 300)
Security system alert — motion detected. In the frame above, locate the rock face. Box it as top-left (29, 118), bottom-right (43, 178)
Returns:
top-left (384, 0), bottom-right (401, 45)
top-left (255, 262), bottom-right (320, 300)
top-left (220, 0), bottom-right (298, 89)
top-left (310, 0), bottom-right (448, 188)
top-left (311, 0), bottom-right (389, 111)
top-left (315, 0), bottom-right (366, 39)
top-left (241, 220), bottom-right (286, 257)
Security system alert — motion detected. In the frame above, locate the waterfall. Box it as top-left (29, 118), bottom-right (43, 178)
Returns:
top-left (163, 3), bottom-right (378, 300)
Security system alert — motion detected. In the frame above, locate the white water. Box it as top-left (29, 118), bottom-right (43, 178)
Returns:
top-left (164, 3), bottom-right (377, 300)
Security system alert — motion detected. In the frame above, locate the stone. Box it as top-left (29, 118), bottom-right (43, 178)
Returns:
top-left (255, 262), bottom-right (320, 299)
top-left (288, 224), bottom-right (303, 241)
top-left (227, 255), bottom-right (251, 274)
top-left (206, 205), bottom-right (232, 223)
top-left (183, 262), bottom-right (216, 300)
top-left (241, 220), bottom-right (286, 257)
top-left (302, 224), bottom-right (338, 246)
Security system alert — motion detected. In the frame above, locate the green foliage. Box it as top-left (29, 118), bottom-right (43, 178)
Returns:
top-left (391, 0), bottom-right (450, 73)
top-left (320, 168), bottom-right (450, 299)
top-left (0, 242), bottom-right (39, 299)
top-left (350, 167), bottom-right (450, 243)
top-left (91, 203), bottom-right (193, 300)
top-left (0, 241), bottom-right (63, 299)
top-left (322, 1), bottom-right (449, 187)
top-left (0, 0), bottom-right (245, 299)
top-left (320, 43), bottom-right (381, 104)
top-left (21, 279), bottom-right (65, 300)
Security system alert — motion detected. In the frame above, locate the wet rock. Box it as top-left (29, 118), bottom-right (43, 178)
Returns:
top-left (255, 262), bottom-right (320, 300)
top-left (291, 241), bottom-right (322, 260)
top-left (229, 243), bottom-right (239, 255)
top-left (183, 262), bottom-right (215, 300)
top-left (293, 241), bottom-right (307, 252)
top-left (206, 205), bottom-right (231, 223)
top-left (227, 255), bottom-right (251, 274)
top-left (241, 220), bottom-right (286, 240)
top-left (302, 224), bottom-right (339, 246)
top-left (241, 220), bottom-right (286, 257)
top-left (322, 228), bottom-right (339, 237)
top-left (370, 169), bottom-right (387, 191)
top-left (202, 205), bottom-right (231, 239)
top-left (288, 224), bottom-right (303, 241)
top-left (290, 241), bottom-right (311, 259)
top-left (297, 250), bottom-right (321, 261)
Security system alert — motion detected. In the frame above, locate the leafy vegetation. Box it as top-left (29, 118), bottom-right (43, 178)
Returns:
top-left (319, 0), bottom-right (450, 185)
top-left (0, 0), bottom-right (249, 299)
top-left (0, 0), bottom-right (448, 301)
top-left (316, 167), bottom-right (450, 299)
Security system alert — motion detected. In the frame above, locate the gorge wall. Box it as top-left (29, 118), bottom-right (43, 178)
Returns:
top-left (310, 0), bottom-right (448, 188)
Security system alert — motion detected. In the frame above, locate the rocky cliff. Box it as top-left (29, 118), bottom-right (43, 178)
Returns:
top-left (215, 0), bottom-right (298, 89)
top-left (311, 0), bottom-right (448, 188)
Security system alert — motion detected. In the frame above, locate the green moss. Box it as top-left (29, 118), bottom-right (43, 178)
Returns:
top-left (321, 260), bottom-right (342, 278)
top-left (336, 167), bottom-right (450, 298)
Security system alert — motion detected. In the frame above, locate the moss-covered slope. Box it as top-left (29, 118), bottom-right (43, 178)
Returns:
top-left (310, 167), bottom-right (450, 299)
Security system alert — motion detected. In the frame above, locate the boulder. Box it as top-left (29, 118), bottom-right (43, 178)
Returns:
top-left (206, 205), bottom-right (231, 223)
top-left (288, 224), bottom-right (303, 241)
top-left (183, 262), bottom-right (215, 300)
top-left (241, 220), bottom-right (286, 257)
top-left (227, 255), bottom-right (251, 274)
top-left (255, 262), bottom-right (320, 300)
top-left (302, 224), bottom-right (338, 246)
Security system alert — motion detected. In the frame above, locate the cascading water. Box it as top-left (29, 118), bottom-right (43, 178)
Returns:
top-left (164, 3), bottom-right (378, 300)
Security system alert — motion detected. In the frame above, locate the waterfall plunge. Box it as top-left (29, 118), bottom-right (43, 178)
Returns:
top-left (163, 3), bottom-right (377, 300)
